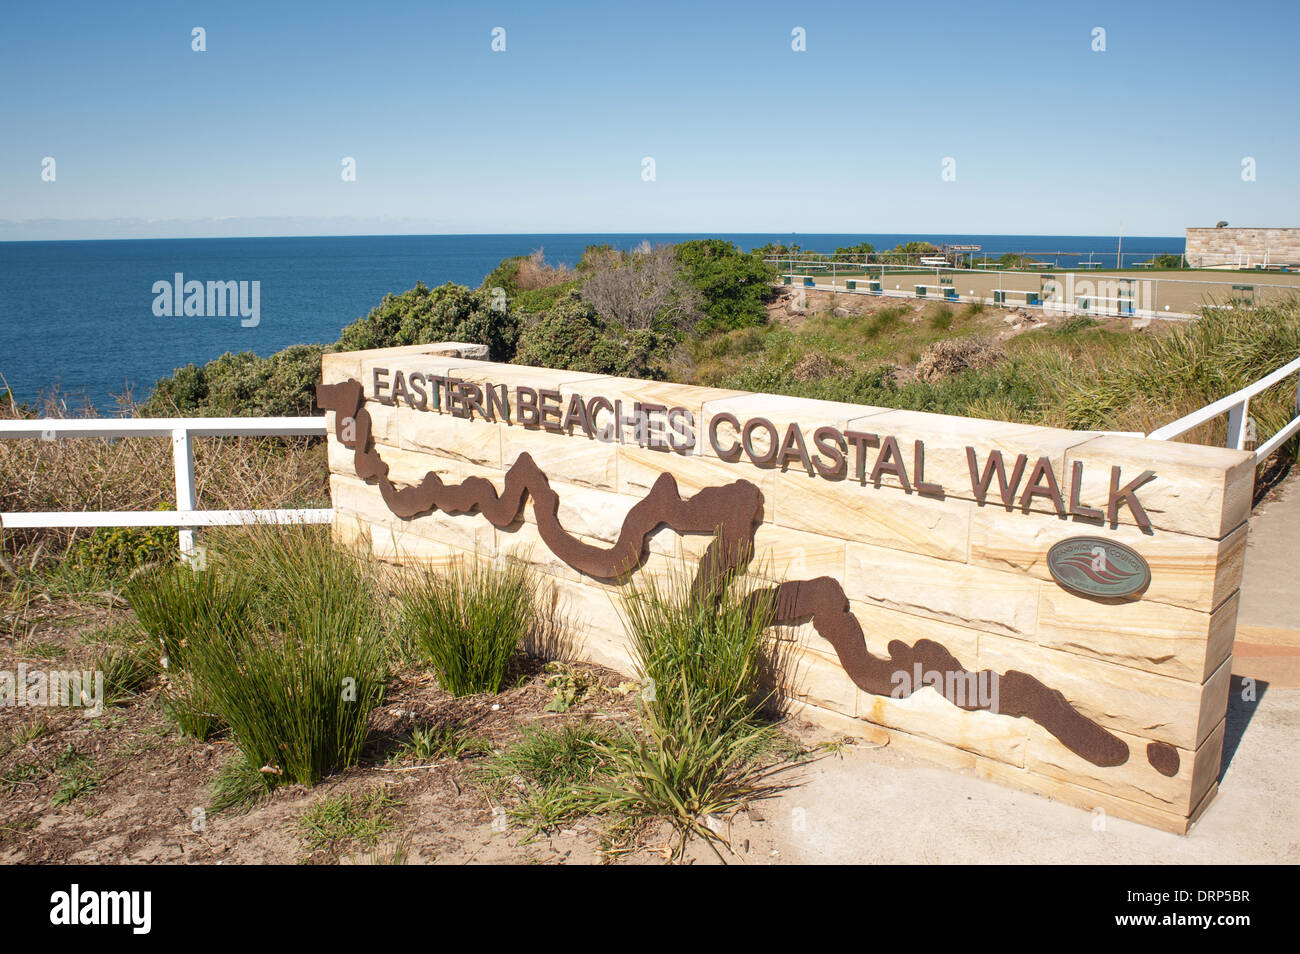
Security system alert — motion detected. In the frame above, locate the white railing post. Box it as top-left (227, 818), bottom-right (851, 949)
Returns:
top-left (172, 427), bottom-right (197, 563)
top-left (1225, 401), bottom-right (1249, 450)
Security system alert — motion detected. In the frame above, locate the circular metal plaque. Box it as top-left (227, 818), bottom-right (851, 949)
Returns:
top-left (1046, 536), bottom-right (1151, 599)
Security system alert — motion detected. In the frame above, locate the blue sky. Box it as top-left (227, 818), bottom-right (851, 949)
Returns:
top-left (2, 0), bottom-right (1296, 239)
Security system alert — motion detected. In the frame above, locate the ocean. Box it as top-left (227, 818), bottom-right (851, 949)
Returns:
top-left (0, 233), bottom-right (1181, 410)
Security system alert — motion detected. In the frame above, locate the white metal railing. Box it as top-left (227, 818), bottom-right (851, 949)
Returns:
top-left (1147, 356), bottom-right (1300, 461)
top-left (0, 416), bottom-right (333, 562)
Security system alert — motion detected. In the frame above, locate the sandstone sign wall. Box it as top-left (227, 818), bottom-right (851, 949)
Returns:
top-left (319, 342), bottom-right (1255, 834)
top-left (1185, 226), bottom-right (1300, 267)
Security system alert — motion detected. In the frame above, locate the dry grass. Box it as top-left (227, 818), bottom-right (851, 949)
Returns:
top-left (514, 249), bottom-right (575, 292)
top-left (915, 337), bottom-right (1006, 382)
top-left (1021, 299), bottom-right (1300, 443)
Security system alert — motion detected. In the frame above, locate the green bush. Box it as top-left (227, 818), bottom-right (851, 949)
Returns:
top-left (68, 505), bottom-right (178, 577)
top-left (480, 256), bottom-right (526, 297)
top-left (833, 241), bottom-right (876, 260)
top-left (511, 282), bottom-right (578, 317)
top-left (335, 281), bottom-right (519, 361)
top-left (514, 293), bottom-right (671, 379)
top-left (397, 557), bottom-right (537, 696)
top-left (674, 240), bottom-right (776, 333)
top-left (143, 344), bottom-right (324, 417)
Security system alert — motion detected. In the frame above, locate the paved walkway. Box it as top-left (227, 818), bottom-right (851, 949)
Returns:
top-left (725, 680), bottom-right (1299, 863)
top-left (1235, 473), bottom-right (1300, 687)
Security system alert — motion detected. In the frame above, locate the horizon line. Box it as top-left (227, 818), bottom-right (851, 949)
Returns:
top-left (0, 229), bottom-right (1185, 244)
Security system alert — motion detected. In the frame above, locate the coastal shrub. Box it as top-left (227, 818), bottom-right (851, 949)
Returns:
top-left (335, 281), bottom-right (519, 361)
top-left (1034, 297), bottom-right (1300, 441)
top-left (0, 387), bottom-right (327, 570)
top-left (481, 256), bottom-right (526, 297)
top-left (143, 344), bottom-right (324, 418)
top-left (482, 249), bottom-right (576, 298)
top-left (511, 282), bottom-right (578, 317)
top-left (513, 248), bottom-right (575, 291)
top-left (397, 557), bottom-right (537, 696)
top-left (514, 293), bottom-right (671, 379)
top-left (579, 243), bottom-right (705, 332)
top-left (720, 360), bottom-right (1044, 422)
top-left (708, 296), bottom-right (1300, 444)
top-left (673, 240), bottom-right (776, 333)
top-left (67, 505), bottom-right (178, 578)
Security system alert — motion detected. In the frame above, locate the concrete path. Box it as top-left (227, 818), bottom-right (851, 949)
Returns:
top-left (1235, 473), bottom-right (1300, 687)
top-left (724, 680), bottom-right (1299, 864)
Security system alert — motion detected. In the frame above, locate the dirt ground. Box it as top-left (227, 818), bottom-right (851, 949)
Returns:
top-left (0, 597), bottom-right (829, 865)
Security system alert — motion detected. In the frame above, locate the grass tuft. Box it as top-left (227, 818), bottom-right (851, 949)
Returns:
top-left (299, 787), bottom-right (401, 857)
top-left (397, 557), bottom-right (537, 696)
top-left (477, 721), bottom-right (618, 834)
top-left (208, 750), bottom-right (272, 816)
top-left (589, 694), bottom-right (789, 861)
top-left (618, 552), bottom-right (780, 737)
top-left (182, 526), bottom-right (387, 787)
top-left (394, 722), bottom-right (491, 763)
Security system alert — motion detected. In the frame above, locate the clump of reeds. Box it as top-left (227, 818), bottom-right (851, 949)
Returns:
top-left (395, 557), bottom-right (537, 696)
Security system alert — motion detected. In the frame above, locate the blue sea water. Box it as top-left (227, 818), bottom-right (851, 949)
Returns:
top-left (0, 233), bottom-right (1180, 410)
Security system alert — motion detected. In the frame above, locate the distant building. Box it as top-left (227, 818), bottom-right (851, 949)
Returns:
top-left (1185, 226), bottom-right (1300, 268)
